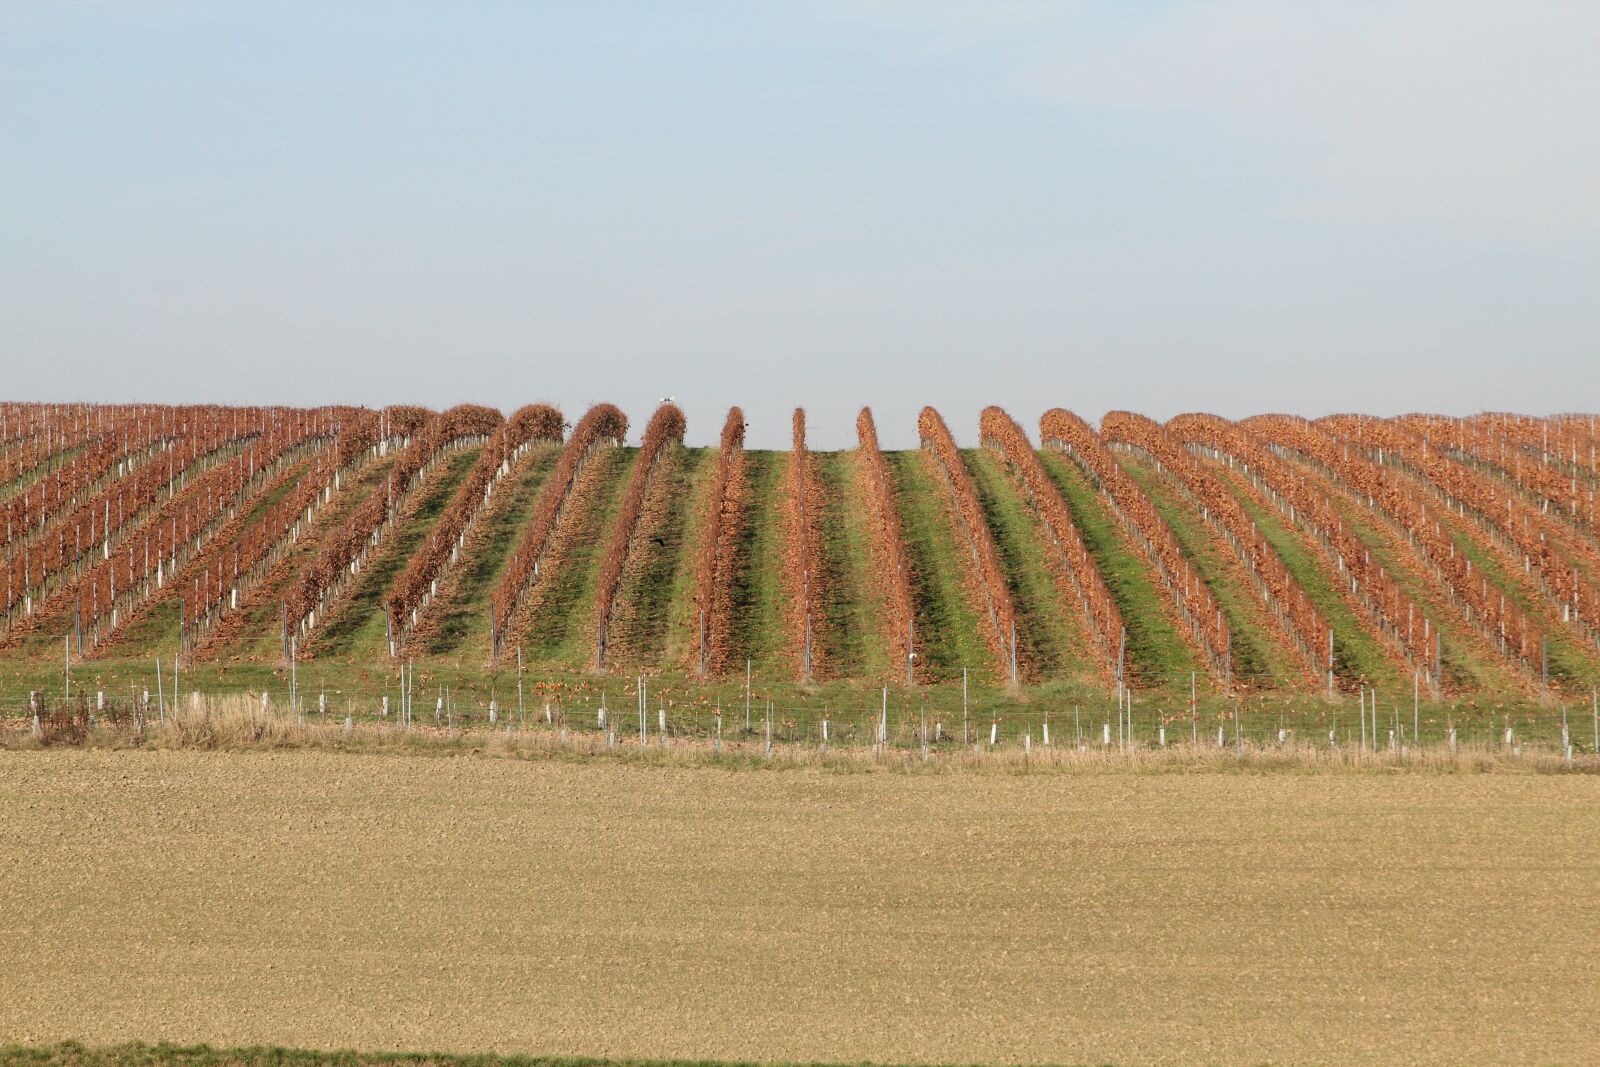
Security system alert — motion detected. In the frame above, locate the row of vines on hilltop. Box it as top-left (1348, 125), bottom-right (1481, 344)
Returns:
top-left (1040, 408), bottom-right (1229, 682)
top-left (855, 408), bottom-right (918, 684)
top-left (289, 404), bottom-right (503, 653)
top-left (1247, 415), bottom-right (1542, 674)
top-left (489, 403), bottom-right (628, 662)
top-left (593, 403), bottom-right (685, 668)
top-left (919, 406), bottom-right (1021, 687)
top-left (691, 408), bottom-right (746, 676)
top-left (979, 406), bottom-right (1120, 684)
top-left (1103, 411), bottom-right (1328, 686)
top-left (388, 404), bottom-right (565, 652)
top-left (1169, 413), bottom-right (1426, 681)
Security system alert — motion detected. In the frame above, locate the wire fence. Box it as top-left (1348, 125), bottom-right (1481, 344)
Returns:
top-left (11, 675), bottom-right (1600, 761)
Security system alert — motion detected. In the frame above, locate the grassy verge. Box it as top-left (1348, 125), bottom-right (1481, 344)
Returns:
top-left (0, 1042), bottom-right (932, 1067)
top-left (1036, 449), bottom-right (1202, 689)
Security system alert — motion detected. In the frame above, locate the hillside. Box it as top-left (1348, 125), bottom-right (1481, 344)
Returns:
top-left (4, 401), bottom-right (1599, 708)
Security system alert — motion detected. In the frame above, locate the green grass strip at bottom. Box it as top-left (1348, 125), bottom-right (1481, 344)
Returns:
top-left (0, 1042), bottom-right (1036, 1067)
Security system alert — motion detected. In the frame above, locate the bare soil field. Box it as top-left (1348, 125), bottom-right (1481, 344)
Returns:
top-left (2, 751), bottom-right (1598, 1066)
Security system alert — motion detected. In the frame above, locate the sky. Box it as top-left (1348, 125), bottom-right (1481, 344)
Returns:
top-left (3, 1), bottom-right (1597, 449)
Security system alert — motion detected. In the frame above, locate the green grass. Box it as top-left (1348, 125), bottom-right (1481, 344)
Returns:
top-left (813, 451), bottom-right (889, 680)
top-left (1325, 492), bottom-right (1516, 693)
top-left (885, 450), bottom-right (992, 684)
top-left (660, 449), bottom-right (719, 669)
top-left (225, 455), bottom-right (399, 662)
top-left (606, 444), bottom-right (706, 666)
top-left (1117, 452), bottom-right (1299, 688)
top-left (0, 1042), bottom-right (925, 1067)
top-left (316, 447), bottom-right (483, 659)
top-left (1443, 524), bottom-right (1599, 689)
top-left (964, 448), bottom-right (1095, 681)
top-left (725, 450), bottom-right (787, 671)
top-left (103, 461), bottom-right (323, 660)
top-left (1213, 465), bottom-right (1406, 690)
top-left (1037, 449), bottom-right (1203, 689)
top-left (521, 446), bottom-right (637, 668)
top-left (421, 444), bottom-right (562, 659)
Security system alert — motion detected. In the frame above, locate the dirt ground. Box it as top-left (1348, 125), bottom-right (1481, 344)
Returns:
top-left (2, 751), bottom-right (1597, 1066)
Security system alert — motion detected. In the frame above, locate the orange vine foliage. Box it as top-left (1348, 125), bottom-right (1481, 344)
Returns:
top-left (782, 408), bottom-right (826, 681)
top-left (855, 408), bottom-right (917, 683)
top-left (1169, 413), bottom-right (1427, 674)
top-left (1103, 411), bottom-right (1328, 678)
top-left (1245, 414), bottom-right (1541, 671)
top-left (387, 404), bottom-right (565, 645)
top-left (289, 404), bottom-right (503, 643)
top-left (979, 406), bottom-right (1119, 680)
top-left (918, 406), bottom-right (1020, 685)
top-left (489, 402), bottom-right (628, 659)
top-left (55, 414), bottom-right (325, 653)
top-left (593, 403), bottom-right (685, 666)
top-left (1039, 408), bottom-right (1227, 676)
top-left (691, 407), bottom-right (746, 676)
top-left (1324, 414), bottom-right (1600, 642)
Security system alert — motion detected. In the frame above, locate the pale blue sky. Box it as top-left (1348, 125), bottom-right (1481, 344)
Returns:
top-left (3, 2), bottom-right (1597, 448)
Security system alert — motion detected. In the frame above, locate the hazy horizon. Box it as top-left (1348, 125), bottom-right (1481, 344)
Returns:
top-left (4, 2), bottom-right (1596, 449)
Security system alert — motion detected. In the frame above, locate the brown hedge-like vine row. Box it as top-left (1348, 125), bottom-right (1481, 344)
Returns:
top-left (1040, 408), bottom-right (1228, 678)
top-left (490, 403), bottom-right (628, 660)
top-left (979, 406), bottom-right (1120, 681)
top-left (593, 403), bottom-right (685, 668)
top-left (1326, 414), bottom-right (1600, 645)
top-left (64, 418), bottom-right (324, 654)
top-left (1169, 413), bottom-right (1426, 676)
top-left (1245, 414), bottom-right (1541, 672)
top-left (1103, 411), bottom-right (1328, 680)
top-left (2, 407), bottom-right (299, 630)
top-left (290, 404), bottom-right (504, 647)
top-left (855, 408), bottom-right (917, 684)
top-left (782, 408), bottom-right (826, 681)
top-left (183, 409), bottom-right (384, 656)
top-left (919, 406), bottom-right (1020, 686)
top-left (387, 404), bottom-right (565, 649)
top-left (690, 407), bottom-right (746, 676)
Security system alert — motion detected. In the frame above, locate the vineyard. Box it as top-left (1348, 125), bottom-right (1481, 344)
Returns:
top-left (5, 401), bottom-right (1600, 701)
